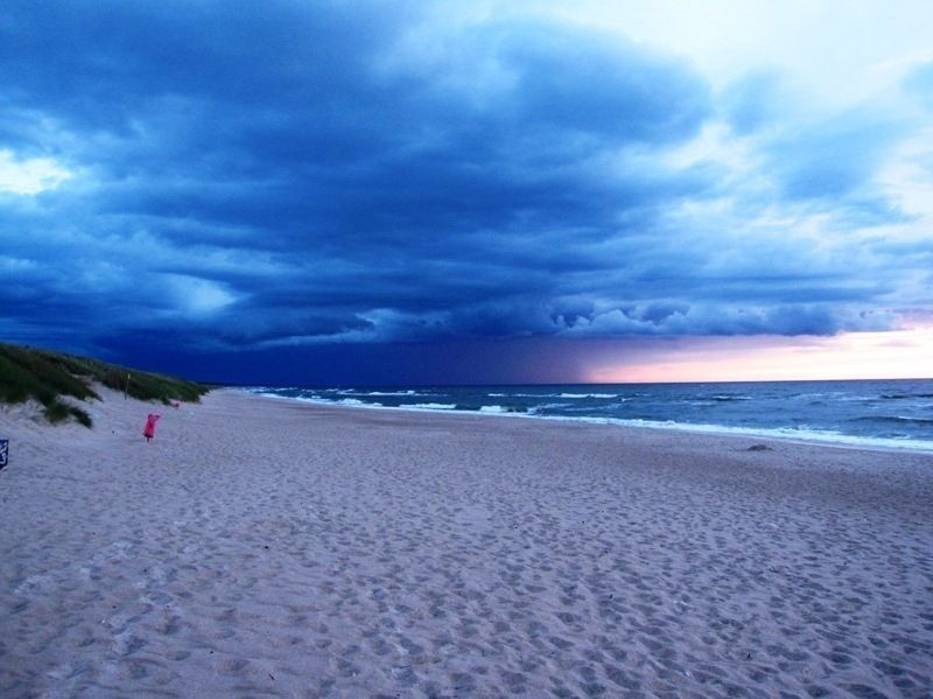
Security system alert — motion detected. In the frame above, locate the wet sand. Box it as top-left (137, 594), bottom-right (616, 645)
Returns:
top-left (1, 388), bottom-right (931, 697)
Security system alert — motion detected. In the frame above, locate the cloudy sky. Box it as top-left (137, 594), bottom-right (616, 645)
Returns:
top-left (2, 0), bottom-right (932, 384)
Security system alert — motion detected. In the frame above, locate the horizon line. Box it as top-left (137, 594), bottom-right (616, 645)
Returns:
top-left (211, 376), bottom-right (933, 389)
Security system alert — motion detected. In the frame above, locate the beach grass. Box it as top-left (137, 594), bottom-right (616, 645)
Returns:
top-left (0, 342), bottom-right (209, 427)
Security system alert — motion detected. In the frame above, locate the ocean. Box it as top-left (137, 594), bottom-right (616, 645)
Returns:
top-left (244, 379), bottom-right (933, 451)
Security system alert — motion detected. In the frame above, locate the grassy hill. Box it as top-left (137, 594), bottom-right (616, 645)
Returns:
top-left (0, 343), bottom-right (209, 427)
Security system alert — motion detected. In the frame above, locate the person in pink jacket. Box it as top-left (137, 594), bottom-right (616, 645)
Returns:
top-left (143, 414), bottom-right (161, 442)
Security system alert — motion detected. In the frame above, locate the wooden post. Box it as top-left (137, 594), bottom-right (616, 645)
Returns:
top-left (124, 372), bottom-right (129, 400)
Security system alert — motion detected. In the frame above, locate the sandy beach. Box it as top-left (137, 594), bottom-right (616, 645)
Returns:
top-left (1, 388), bottom-right (931, 698)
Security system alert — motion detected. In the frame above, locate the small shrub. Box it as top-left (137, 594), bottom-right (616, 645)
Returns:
top-left (43, 399), bottom-right (71, 424)
top-left (70, 406), bottom-right (93, 428)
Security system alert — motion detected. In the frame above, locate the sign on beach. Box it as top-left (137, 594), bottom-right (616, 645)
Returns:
top-left (0, 439), bottom-right (8, 470)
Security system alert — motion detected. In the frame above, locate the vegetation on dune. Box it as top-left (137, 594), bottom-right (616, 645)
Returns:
top-left (0, 342), bottom-right (209, 428)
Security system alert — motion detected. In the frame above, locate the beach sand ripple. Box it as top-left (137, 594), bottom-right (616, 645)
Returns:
top-left (1, 389), bottom-right (932, 697)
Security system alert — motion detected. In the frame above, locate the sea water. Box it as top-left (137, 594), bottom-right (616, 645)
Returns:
top-left (244, 379), bottom-right (933, 451)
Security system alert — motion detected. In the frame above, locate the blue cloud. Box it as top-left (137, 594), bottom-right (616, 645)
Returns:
top-left (903, 60), bottom-right (933, 109)
top-left (765, 110), bottom-right (904, 201)
top-left (722, 71), bottom-right (784, 135)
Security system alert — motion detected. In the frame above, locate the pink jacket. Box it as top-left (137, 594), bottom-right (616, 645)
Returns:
top-left (143, 414), bottom-right (161, 439)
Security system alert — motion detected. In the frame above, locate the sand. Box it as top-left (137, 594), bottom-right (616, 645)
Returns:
top-left (1, 388), bottom-right (931, 698)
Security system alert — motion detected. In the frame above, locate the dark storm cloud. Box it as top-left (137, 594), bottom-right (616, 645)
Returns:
top-left (0, 1), bottom-right (928, 381)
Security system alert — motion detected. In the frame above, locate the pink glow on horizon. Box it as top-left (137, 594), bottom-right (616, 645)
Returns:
top-left (587, 326), bottom-right (933, 383)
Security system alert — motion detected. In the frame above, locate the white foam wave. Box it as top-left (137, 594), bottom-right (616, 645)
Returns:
top-left (490, 392), bottom-right (624, 399)
top-left (239, 389), bottom-right (933, 452)
top-left (528, 402), bottom-right (573, 414)
top-left (559, 392), bottom-right (617, 398)
top-left (579, 418), bottom-right (933, 452)
top-left (249, 391), bottom-right (384, 409)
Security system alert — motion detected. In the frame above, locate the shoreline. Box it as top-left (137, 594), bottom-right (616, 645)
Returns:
top-left (241, 388), bottom-right (933, 455)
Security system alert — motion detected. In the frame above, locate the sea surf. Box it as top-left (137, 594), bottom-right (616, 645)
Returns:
top-left (243, 379), bottom-right (933, 452)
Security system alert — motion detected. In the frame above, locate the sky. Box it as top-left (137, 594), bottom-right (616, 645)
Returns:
top-left (1, 0), bottom-right (932, 384)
